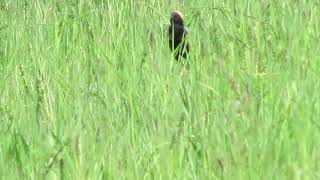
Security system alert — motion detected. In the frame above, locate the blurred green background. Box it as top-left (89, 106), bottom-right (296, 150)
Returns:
top-left (0, 0), bottom-right (320, 179)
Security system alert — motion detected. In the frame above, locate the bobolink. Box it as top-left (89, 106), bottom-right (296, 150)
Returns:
top-left (168, 11), bottom-right (190, 60)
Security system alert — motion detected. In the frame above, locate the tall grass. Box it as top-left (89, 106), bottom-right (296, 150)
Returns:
top-left (0, 0), bottom-right (320, 179)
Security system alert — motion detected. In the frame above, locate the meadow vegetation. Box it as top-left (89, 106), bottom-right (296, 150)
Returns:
top-left (0, 0), bottom-right (320, 179)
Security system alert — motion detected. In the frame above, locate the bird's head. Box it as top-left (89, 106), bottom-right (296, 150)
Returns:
top-left (170, 11), bottom-right (184, 26)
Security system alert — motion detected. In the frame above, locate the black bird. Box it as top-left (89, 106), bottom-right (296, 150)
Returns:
top-left (168, 11), bottom-right (190, 60)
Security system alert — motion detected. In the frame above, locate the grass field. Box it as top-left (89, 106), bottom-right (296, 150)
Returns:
top-left (1, 0), bottom-right (320, 179)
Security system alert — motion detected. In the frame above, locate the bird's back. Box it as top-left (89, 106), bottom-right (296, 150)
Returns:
top-left (168, 24), bottom-right (189, 59)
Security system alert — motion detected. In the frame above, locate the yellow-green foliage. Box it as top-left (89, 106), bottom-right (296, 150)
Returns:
top-left (0, 0), bottom-right (319, 179)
